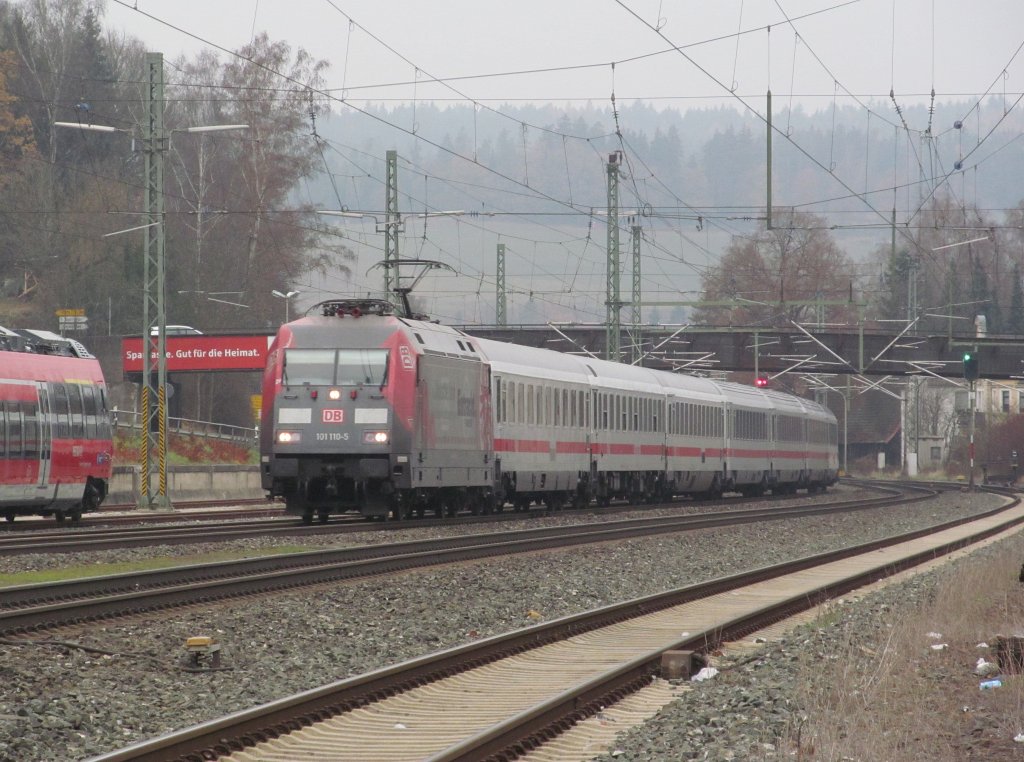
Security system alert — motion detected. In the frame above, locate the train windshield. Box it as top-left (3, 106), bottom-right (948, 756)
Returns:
top-left (283, 348), bottom-right (388, 386)
top-left (336, 349), bottom-right (388, 385)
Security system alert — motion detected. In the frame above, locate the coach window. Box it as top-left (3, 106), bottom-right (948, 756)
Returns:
top-left (82, 385), bottom-right (98, 438)
top-left (514, 382), bottom-right (523, 424)
top-left (52, 384), bottom-right (70, 438)
top-left (22, 403), bottom-right (38, 458)
top-left (552, 387), bottom-right (560, 427)
top-left (68, 384), bottom-right (85, 438)
top-left (8, 402), bottom-right (22, 457)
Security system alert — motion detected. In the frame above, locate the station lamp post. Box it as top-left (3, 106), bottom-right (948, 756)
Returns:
top-left (55, 52), bottom-right (248, 510)
top-left (271, 290), bottom-right (300, 322)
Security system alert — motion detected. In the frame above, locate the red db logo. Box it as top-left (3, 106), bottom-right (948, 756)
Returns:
top-left (322, 409), bottom-right (345, 423)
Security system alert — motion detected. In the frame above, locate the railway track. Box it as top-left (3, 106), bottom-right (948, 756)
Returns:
top-left (85, 485), bottom-right (1022, 762)
top-left (0, 481), bottom-right (892, 556)
top-left (1, 484), bottom-right (928, 636)
top-left (0, 499), bottom-right (283, 532)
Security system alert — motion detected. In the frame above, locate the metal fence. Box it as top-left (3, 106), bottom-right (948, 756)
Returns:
top-left (112, 409), bottom-right (258, 448)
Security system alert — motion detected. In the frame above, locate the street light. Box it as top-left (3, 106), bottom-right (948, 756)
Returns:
top-left (271, 290), bottom-right (300, 322)
top-left (55, 66), bottom-right (250, 511)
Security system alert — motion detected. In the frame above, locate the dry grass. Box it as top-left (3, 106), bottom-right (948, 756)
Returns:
top-left (784, 534), bottom-right (1024, 761)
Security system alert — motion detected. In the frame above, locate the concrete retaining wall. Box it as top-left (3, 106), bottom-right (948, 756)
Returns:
top-left (108, 465), bottom-right (265, 504)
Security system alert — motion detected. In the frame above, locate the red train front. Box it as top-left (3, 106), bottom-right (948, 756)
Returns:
top-left (0, 327), bottom-right (112, 522)
top-left (260, 299), bottom-right (493, 523)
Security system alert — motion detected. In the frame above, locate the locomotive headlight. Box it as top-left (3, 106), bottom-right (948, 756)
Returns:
top-left (328, 388), bottom-right (342, 401)
top-left (276, 430), bottom-right (301, 444)
top-left (363, 430), bottom-right (389, 444)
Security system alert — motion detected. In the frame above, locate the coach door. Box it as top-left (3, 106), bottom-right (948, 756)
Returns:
top-left (35, 382), bottom-right (52, 487)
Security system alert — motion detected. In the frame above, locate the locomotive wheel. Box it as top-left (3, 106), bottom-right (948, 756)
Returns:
top-left (4, 511), bottom-right (14, 522)
top-left (54, 511), bottom-right (66, 523)
top-left (317, 511), bottom-right (330, 524)
top-left (69, 506), bottom-right (83, 522)
top-left (301, 511), bottom-right (314, 525)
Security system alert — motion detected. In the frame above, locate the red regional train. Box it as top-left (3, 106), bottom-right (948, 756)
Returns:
top-left (0, 326), bottom-right (112, 522)
top-left (260, 299), bottom-right (838, 523)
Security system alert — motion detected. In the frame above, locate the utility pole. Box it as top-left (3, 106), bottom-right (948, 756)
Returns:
top-left (766, 89), bottom-right (772, 230)
top-left (495, 243), bottom-right (507, 326)
top-left (385, 149), bottom-right (400, 308)
top-left (605, 153), bottom-right (621, 362)
top-left (631, 222), bottom-right (642, 364)
top-left (140, 52), bottom-right (171, 510)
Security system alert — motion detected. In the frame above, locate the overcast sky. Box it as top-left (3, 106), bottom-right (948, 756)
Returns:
top-left (97, 1), bottom-right (1024, 321)
top-left (105, 0), bottom-right (1024, 115)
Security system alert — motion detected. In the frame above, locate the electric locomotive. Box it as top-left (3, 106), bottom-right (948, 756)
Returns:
top-left (260, 299), bottom-right (838, 523)
top-left (260, 299), bottom-right (493, 523)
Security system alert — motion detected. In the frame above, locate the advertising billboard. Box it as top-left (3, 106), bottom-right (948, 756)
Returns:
top-left (122, 334), bottom-right (272, 373)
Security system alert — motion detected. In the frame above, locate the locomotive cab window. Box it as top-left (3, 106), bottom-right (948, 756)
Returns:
top-left (283, 348), bottom-right (389, 386)
top-left (336, 349), bottom-right (389, 386)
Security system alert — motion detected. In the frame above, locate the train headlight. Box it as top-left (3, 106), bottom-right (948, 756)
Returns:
top-left (276, 430), bottom-right (301, 444)
top-left (363, 430), bottom-right (389, 444)
top-left (328, 388), bottom-right (342, 400)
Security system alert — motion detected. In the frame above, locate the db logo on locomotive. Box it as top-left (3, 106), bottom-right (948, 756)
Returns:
top-left (322, 409), bottom-right (345, 423)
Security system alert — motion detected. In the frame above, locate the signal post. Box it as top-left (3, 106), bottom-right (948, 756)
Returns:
top-left (964, 351), bottom-right (979, 488)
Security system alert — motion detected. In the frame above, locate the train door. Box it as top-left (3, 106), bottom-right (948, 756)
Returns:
top-left (721, 401), bottom-right (731, 476)
top-left (657, 396), bottom-right (668, 474)
top-left (34, 382), bottom-right (51, 488)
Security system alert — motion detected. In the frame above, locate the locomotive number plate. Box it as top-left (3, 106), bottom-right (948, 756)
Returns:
top-left (322, 409), bottom-right (345, 423)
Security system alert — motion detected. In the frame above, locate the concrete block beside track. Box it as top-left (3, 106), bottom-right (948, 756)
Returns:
top-left (108, 465), bottom-right (264, 504)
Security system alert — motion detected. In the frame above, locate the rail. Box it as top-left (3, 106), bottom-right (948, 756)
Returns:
top-left (111, 410), bottom-right (257, 447)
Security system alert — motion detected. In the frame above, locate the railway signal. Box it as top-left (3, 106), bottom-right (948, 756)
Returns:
top-left (963, 352), bottom-right (979, 381)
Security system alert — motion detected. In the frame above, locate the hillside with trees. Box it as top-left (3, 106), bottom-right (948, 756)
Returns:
top-left (0, 1), bottom-right (1023, 434)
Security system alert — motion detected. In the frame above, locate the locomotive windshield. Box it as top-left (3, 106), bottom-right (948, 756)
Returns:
top-left (283, 348), bottom-right (388, 386)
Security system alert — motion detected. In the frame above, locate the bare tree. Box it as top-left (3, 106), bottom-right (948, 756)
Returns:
top-left (165, 34), bottom-right (352, 331)
top-left (693, 209), bottom-right (858, 327)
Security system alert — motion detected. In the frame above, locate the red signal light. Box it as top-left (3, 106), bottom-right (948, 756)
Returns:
top-left (755, 376), bottom-right (769, 388)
